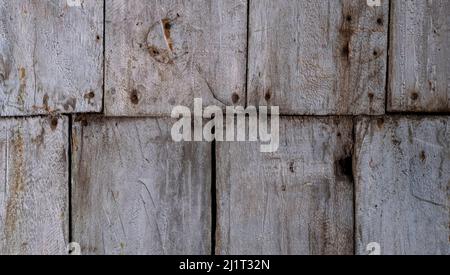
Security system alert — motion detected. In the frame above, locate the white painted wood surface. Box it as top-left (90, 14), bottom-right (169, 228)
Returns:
top-left (72, 117), bottom-right (211, 255)
top-left (216, 117), bottom-right (354, 255)
top-left (105, 0), bottom-right (247, 116)
top-left (388, 0), bottom-right (450, 112)
top-left (0, 0), bottom-right (103, 116)
top-left (0, 116), bottom-right (68, 255)
top-left (355, 116), bottom-right (449, 255)
top-left (247, 0), bottom-right (389, 115)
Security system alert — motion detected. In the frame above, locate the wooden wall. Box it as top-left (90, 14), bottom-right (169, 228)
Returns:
top-left (0, 0), bottom-right (448, 255)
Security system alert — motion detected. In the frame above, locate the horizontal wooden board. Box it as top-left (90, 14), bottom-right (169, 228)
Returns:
top-left (216, 117), bottom-right (354, 255)
top-left (388, 0), bottom-right (450, 112)
top-left (72, 116), bottom-right (211, 255)
top-left (0, 116), bottom-right (68, 255)
top-left (247, 0), bottom-right (388, 115)
top-left (105, 0), bottom-right (247, 116)
top-left (355, 116), bottom-right (449, 255)
top-left (0, 0), bottom-right (103, 116)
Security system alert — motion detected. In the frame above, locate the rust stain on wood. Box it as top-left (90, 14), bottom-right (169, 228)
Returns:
top-left (161, 18), bottom-right (174, 52)
top-left (50, 117), bottom-right (59, 131)
top-left (147, 45), bottom-right (173, 64)
top-left (18, 67), bottom-right (26, 108)
top-left (4, 129), bottom-right (25, 240)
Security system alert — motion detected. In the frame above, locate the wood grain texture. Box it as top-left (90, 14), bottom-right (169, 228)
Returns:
top-left (355, 116), bottom-right (449, 255)
top-left (72, 116), bottom-right (211, 255)
top-left (247, 0), bottom-right (388, 115)
top-left (0, 116), bottom-right (68, 255)
top-left (388, 0), bottom-right (450, 112)
top-left (105, 0), bottom-right (247, 116)
top-left (0, 0), bottom-right (103, 116)
top-left (216, 117), bottom-right (354, 255)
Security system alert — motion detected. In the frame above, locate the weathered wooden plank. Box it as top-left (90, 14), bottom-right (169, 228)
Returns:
top-left (355, 116), bottom-right (449, 255)
top-left (0, 0), bottom-right (103, 116)
top-left (388, 0), bottom-right (450, 112)
top-left (0, 116), bottom-right (68, 255)
top-left (247, 0), bottom-right (388, 115)
top-left (72, 116), bottom-right (211, 255)
top-left (105, 0), bottom-right (247, 116)
top-left (216, 117), bottom-right (354, 255)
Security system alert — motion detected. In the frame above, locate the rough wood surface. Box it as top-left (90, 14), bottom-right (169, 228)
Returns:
top-left (0, 116), bottom-right (68, 255)
top-left (216, 117), bottom-right (354, 255)
top-left (247, 0), bottom-right (388, 115)
top-left (355, 116), bottom-right (449, 255)
top-left (72, 117), bottom-right (211, 255)
top-left (105, 0), bottom-right (247, 116)
top-left (388, 0), bottom-right (450, 112)
top-left (0, 0), bottom-right (103, 116)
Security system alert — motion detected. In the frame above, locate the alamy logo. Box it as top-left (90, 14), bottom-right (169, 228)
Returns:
top-left (67, 242), bottom-right (81, 255)
top-left (366, 242), bottom-right (381, 255)
top-left (366, 0), bottom-right (381, 7)
top-left (66, 0), bottom-right (82, 7)
top-left (171, 99), bottom-right (280, 153)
